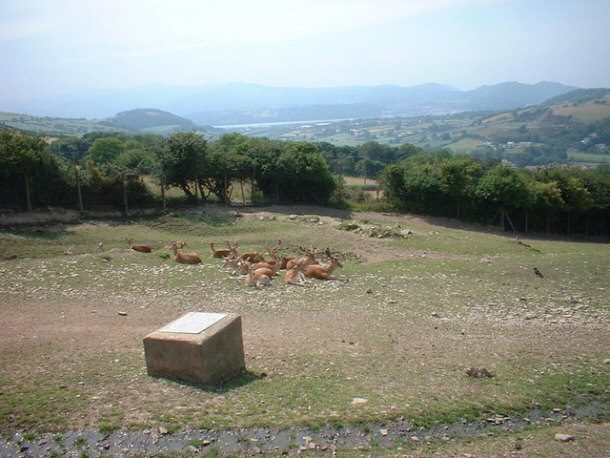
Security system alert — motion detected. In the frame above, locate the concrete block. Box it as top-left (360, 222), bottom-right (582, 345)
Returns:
top-left (143, 312), bottom-right (245, 386)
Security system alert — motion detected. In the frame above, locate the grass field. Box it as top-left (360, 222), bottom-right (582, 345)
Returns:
top-left (551, 98), bottom-right (610, 123)
top-left (0, 205), bottom-right (608, 456)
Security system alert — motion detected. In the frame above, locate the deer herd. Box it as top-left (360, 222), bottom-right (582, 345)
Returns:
top-left (125, 238), bottom-right (344, 286)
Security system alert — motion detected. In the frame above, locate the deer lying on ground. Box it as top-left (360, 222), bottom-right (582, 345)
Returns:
top-left (226, 242), bottom-right (265, 263)
top-left (305, 248), bottom-right (343, 280)
top-left (284, 262), bottom-right (307, 285)
top-left (171, 242), bottom-right (202, 264)
top-left (243, 261), bottom-right (271, 287)
top-left (126, 238), bottom-right (152, 253)
top-left (209, 241), bottom-right (233, 259)
top-left (265, 240), bottom-right (296, 270)
top-left (222, 255), bottom-right (248, 275)
top-left (285, 245), bottom-right (318, 270)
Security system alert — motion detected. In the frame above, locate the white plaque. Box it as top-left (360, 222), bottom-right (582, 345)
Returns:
top-left (159, 312), bottom-right (227, 334)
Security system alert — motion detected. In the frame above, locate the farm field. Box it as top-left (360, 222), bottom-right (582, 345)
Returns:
top-left (0, 205), bottom-right (609, 457)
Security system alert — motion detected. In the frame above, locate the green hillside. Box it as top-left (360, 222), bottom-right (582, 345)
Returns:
top-left (98, 108), bottom-right (194, 132)
top-left (0, 109), bottom-right (222, 138)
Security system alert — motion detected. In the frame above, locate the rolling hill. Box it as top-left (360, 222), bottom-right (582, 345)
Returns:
top-left (0, 109), bottom-right (222, 138)
top-left (1, 81), bottom-right (577, 124)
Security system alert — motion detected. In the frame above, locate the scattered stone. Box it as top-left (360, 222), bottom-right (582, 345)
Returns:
top-left (351, 398), bottom-right (367, 405)
top-left (379, 429), bottom-right (388, 436)
top-left (117, 311), bottom-right (128, 316)
top-left (604, 359), bottom-right (610, 365)
top-left (524, 313), bottom-right (538, 320)
top-left (158, 427), bottom-right (168, 435)
top-left (466, 367), bottom-right (494, 378)
top-left (431, 312), bottom-right (441, 318)
top-left (554, 433), bottom-right (574, 442)
top-left (186, 445), bottom-right (199, 453)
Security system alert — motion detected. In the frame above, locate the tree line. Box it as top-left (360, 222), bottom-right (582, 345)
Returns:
top-left (379, 150), bottom-right (610, 236)
top-left (1, 129), bottom-right (609, 236)
top-left (0, 130), bottom-right (337, 212)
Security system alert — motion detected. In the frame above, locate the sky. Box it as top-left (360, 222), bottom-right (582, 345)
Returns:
top-left (1, 0), bottom-right (610, 103)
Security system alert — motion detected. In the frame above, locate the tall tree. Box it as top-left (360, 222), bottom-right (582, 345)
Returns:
top-left (160, 131), bottom-right (207, 203)
top-left (475, 165), bottom-right (529, 230)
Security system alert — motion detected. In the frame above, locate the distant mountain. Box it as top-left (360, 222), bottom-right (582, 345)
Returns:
top-left (1, 81), bottom-right (579, 125)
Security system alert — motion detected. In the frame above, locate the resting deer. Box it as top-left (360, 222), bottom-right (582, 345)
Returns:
top-left (265, 240), bottom-right (295, 270)
top-left (249, 248), bottom-right (282, 277)
top-left (171, 242), bottom-right (202, 264)
top-left (228, 243), bottom-right (265, 263)
top-left (126, 238), bottom-right (151, 253)
top-left (284, 262), bottom-right (307, 286)
top-left (223, 255), bottom-right (247, 275)
top-left (286, 245), bottom-right (318, 270)
top-left (210, 241), bottom-right (233, 259)
top-left (305, 248), bottom-right (343, 280)
top-left (243, 261), bottom-right (271, 287)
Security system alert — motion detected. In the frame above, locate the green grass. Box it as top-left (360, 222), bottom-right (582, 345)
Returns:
top-left (569, 152), bottom-right (610, 163)
top-left (0, 205), bottom-right (608, 446)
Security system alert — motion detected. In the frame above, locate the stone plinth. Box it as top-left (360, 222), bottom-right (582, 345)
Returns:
top-left (143, 312), bottom-right (245, 386)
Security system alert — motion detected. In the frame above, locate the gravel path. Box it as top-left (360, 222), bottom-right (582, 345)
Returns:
top-left (1, 402), bottom-right (607, 457)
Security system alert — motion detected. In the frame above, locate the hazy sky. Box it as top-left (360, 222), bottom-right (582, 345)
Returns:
top-left (1, 0), bottom-right (609, 102)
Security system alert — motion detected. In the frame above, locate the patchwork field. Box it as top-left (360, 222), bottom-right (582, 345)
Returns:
top-left (0, 205), bottom-right (608, 456)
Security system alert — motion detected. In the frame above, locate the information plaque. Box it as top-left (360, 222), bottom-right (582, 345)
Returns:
top-left (159, 312), bottom-right (227, 334)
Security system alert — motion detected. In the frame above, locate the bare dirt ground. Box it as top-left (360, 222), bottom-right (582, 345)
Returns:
top-left (1, 205), bottom-right (608, 457)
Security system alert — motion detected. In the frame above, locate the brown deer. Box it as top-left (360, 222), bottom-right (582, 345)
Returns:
top-left (229, 243), bottom-right (265, 263)
top-left (284, 262), bottom-right (306, 285)
top-left (304, 248), bottom-right (343, 280)
top-left (222, 255), bottom-right (247, 275)
top-left (265, 240), bottom-right (295, 270)
top-left (285, 245), bottom-right (318, 270)
top-left (243, 261), bottom-right (271, 287)
top-left (171, 242), bottom-right (202, 264)
top-left (126, 238), bottom-right (151, 253)
top-left (209, 241), bottom-right (234, 259)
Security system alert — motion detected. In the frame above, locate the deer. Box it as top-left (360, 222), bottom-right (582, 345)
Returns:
top-left (285, 245), bottom-right (319, 270)
top-left (228, 242), bottom-right (265, 263)
top-left (171, 242), bottom-right (202, 264)
top-left (209, 241), bottom-right (233, 259)
top-left (222, 255), bottom-right (248, 275)
top-left (284, 262), bottom-right (307, 286)
top-left (248, 243), bottom-right (284, 277)
top-left (304, 248), bottom-right (343, 280)
top-left (243, 261), bottom-right (271, 287)
top-left (265, 240), bottom-right (295, 270)
top-left (126, 238), bottom-right (151, 253)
